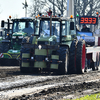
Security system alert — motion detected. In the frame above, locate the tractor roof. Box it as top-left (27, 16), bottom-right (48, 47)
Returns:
top-left (38, 16), bottom-right (71, 21)
top-left (12, 17), bottom-right (35, 22)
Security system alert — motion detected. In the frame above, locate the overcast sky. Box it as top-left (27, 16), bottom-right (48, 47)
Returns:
top-left (0, 0), bottom-right (31, 21)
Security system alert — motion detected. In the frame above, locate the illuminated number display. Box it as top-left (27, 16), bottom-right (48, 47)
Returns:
top-left (79, 16), bottom-right (98, 25)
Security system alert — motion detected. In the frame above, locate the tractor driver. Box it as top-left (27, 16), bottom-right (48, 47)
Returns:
top-left (81, 24), bottom-right (90, 32)
top-left (22, 22), bottom-right (34, 36)
top-left (46, 22), bottom-right (57, 36)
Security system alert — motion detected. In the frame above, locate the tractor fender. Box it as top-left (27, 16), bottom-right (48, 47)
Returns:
top-left (59, 44), bottom-right (69, 49)
top-left (1, 40), bottom-right (10, 43)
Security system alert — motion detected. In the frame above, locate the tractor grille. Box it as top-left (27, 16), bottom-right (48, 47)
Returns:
top-left (12, 38), bottom-right (22, 44)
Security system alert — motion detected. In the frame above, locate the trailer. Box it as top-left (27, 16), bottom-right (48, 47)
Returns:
top-left (76, 15), bottom-right (100, 72)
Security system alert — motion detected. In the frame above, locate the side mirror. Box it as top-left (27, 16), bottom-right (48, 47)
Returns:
top-left (70, 22), bottom-right (74, 30)
top-left (25, 22), bottom-right (29, 28)
top-left (1, 20), bottom-right (5, 27)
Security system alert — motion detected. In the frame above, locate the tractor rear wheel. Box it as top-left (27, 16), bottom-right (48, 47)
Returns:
top-left (68, 39), bottom-right (77, 74)
top-left (0, 43), bottom-right (10, 53)
top-left (2, 43), bottom-right (10, 53)
top-left (57, 46), bottom-right (69, 75)
top-left (0, 43), bottom-right (10, 66)
top-left (20, 47), bottom-right (30, 73)
top-left (0, 43), bottom-right (3, 53)
top-left (76, 39), bottom-right (86, 74)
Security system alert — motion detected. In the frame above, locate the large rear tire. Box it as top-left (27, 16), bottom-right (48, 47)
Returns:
top-left (57, 46), bottom-right (69, 75)
top-left (0, 43), bottom-right (10, 53)
top-left (20, 46), bottom-right (30, 73)
top-left (3, 43), bottom-right (10, 53)
top-left (68, 39), bottom-right (77, 74)
top-left (20, 36), bottom-right (36, 73)
top-left (0, 43), bottom-right (3, 53)
top-left (76, 40), bottom-right (86, 74)
top-left (0, 43), bottom-right (10, 66)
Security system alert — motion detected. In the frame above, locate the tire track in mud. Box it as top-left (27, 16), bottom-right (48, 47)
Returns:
top-left (0, 70), bottom-right (100, 92)
top-left (0, 72), bottom-right (100, 99)
top-left (0, 66), bottom-right (100, 99)
top-left (10, 79), bottom-right (100, 100)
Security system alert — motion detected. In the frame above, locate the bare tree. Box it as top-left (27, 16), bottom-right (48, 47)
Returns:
top-left (45, 0), bottom-right (67, 16)
top-left (28, 0), bottom-right (46, 18)
top-left (75, 0), bottom-right (100, 16)
top-left (28, 0), bottom-right (68, 18)
top-left (28, 0), bottom-right (100, 22)
top-left (74, 0), bottom-right (100, 25)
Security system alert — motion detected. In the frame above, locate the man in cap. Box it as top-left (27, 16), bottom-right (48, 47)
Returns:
top-left (81, 24), bottom-right (90, 32)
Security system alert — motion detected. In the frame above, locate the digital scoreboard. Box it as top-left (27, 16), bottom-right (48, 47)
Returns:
top-left (79, 16), bottom-right (98, 25)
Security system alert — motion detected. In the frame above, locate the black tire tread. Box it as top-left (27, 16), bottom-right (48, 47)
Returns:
top-left (68, 40), bottom-right (77, 74)
top-left (76, 39), bottom-right (86, 74)
top-left (0, 43), bottom-right (10, 53)
top-left (57, 46), bottom-right (69, 75)
top-left (0, 43), bottom-right (3, 53)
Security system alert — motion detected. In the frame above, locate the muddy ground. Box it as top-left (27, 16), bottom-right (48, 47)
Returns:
top-left (0, 66), bottom-right (20, 78)
top-left (0, 67), bottom-right (100, 100)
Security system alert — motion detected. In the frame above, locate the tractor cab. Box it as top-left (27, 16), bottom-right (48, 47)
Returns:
top-left (39, 20), bottom-right (59, 37)
top-left (37, 15), bottom-right (76, 47)
top-left (12, 18), bottom-right (34, 36)
top-left (11, 18), bottom-right (36, 50)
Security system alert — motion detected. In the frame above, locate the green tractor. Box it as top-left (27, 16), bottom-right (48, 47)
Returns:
top-left (0, 17), bottom-right (39, 66)
top-left (20, 14), bottom-right (86, 74)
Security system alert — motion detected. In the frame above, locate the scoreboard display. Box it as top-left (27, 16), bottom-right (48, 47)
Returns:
top-left (79, 16), bottom-right (98, 25)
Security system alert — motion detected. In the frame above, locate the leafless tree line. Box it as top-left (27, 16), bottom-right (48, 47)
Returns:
top-left (28, 0), bottom-right (100, 24)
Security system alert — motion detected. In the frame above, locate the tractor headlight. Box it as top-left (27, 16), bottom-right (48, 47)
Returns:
top-left (18, 36), bottom-right (23, 39)
top-left (12, 36), bottom-right (16, 39)
top-left (45, 57), bottom-right (49, 61)
top-left (31, 57), bottom-right (34, 59)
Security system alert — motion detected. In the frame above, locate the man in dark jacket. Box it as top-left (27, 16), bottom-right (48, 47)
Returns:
top-left (81, 24), bottom-right (90, 32)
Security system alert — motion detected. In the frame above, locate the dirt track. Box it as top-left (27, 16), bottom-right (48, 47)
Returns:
top-left (0, 66), bottom-right (20, 78)
top-left (0, 66), bottom-right (100, 100)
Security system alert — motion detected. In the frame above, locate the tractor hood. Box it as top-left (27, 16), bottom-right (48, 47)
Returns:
top-left (12, 32), bottom-right (27, 37)
top-left (62, 35), bottom-right (72, 41)
top-left (7, 49), bottom-right (20, 54)
top-left (12, 32), bottom-right (26, 50)
top-left (37, 35), bottom-right (57, 45)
